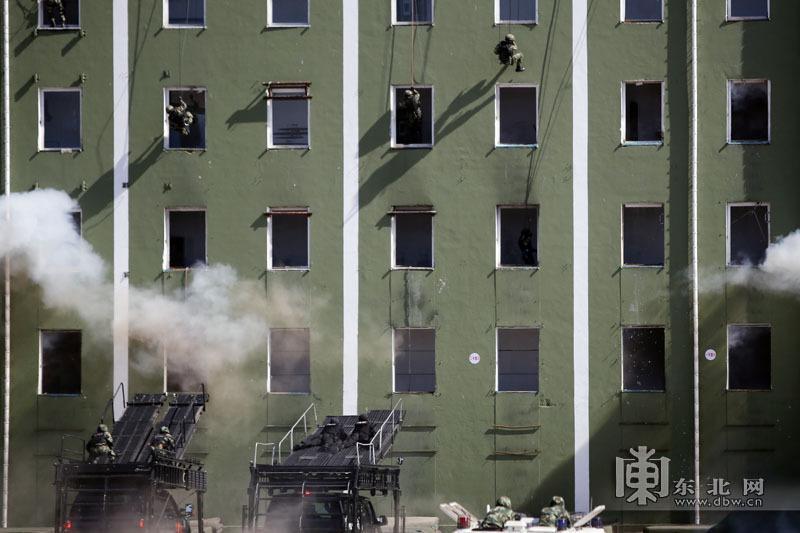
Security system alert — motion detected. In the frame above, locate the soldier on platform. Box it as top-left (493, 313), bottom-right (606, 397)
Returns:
top-left (539, 495), bottom-right (571, 527)
top-left (293, 418), bottom-right (348, 454)
top-left (494, 34), bottom-right (526, 72)
top-left (86, 424), bottom-right (115, 464)
top-left (166, 97), bottom-right (194, 136)
top-left (345, 414), bottom-right (377, 447)
top-left (478, 496), bottom-right (515, 530)
top-left (150, 426), bottom-right (176, 458)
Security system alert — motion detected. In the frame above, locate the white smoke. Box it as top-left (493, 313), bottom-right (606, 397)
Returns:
top-left (726, 230), bottom-right (800, 295)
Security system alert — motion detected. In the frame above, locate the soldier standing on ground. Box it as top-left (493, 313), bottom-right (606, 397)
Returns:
top-left (494, 34), bottom-right (526, 72)
top-left (86, 424), bottom-right (115, 464)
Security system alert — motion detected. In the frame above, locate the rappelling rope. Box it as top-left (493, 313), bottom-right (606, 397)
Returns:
top-left (410, 0), bottom-right (416, 86)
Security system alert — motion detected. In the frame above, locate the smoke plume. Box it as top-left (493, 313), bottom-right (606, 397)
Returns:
top-left (725, 230), bottom-right (800, 295)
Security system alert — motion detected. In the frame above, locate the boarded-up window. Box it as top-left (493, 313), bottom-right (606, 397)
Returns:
top-left (622, 327), bottom-right (665, 392)
top-left (498, 206), bottom-right (538, 267)
top-left (394, 0), bottom-right (433, 23)
top-left (394, 328), bottom-right (435, 393)
top-left (270, 212), bottom-right (309, 269)
top-left (623, 205), bottom-right (664, 266)
top-left (39, 0), bottom-right (80, 28)
top-left (497, 86), bottom-right (537, 146)
top-left (40, 330), bottom-right (81, 395)
top-left (498, 0), bottom-right (536, 22)
top-left (624, 0), bottom-right (662, 22)
top-left (270, 0), bottom-right (309, 25)
top-left (166, 89), bottom-right (206, 150)
top-left (167, 210), bottom-right (206, 269)
top-left (729, 80), bottom-right (769, 143)
top-left (269, 88), bottom-right (310, 148)
top-left (270, 329), bottom-right (311, 393)
top-left (41, 90), bottom-right (81, 150)
top-left (497, 328), bottom-right (539, 392)
top-left (167, 0), bottom-right (205, 26)
top-left (728, 325), bottom-right (770, 390)
top-left (729, 0), bottom-right (768, 19)
top-left (393, 211), bottom-right (433, 268)
top-left (393, 87), bottom-right (433, 147)
top-left (729, 205), bottom-right (769, 266)
top-left (624, 82), bottom-right (662, 143)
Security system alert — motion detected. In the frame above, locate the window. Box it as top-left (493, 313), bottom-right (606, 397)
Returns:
top-left (38, 0), bottom-right (79, 29)
top-left (391, 86), bottom-right (433, 148)
top-left (623, 205), bottom-right (664, 266)
top-left (392, 0), bottom-right (433, 24)
top-left (393, 328), bottom-right (435, 393)
top-left (70, 210), bottom-right (82, 235)
top-left (165, 210), bottom-right (206, 270)
top-left (164, 0), bottom-right (205, 27)
top-left (269, 329), bottom-right (311, 393)
top-left (391, 207), bottom-right (434, 269)
top-left (267, 83), bottom-right (311, 149)
top-left (496, 85), bottom-right (538, 147)
top-left (622, 327), bottom-right (665, 392)
top-left (728, 325), bottom-right (770, 390)
top-left (164, 88), bottom-right (206, 150)
top-left (496, 0), bottom-right (536, 24)
top-left (39, 89), bottom-right (81, 151)
top-left (623, 0), bottom-right (662, 22)
top-left (623, 82), bottom-right (663, 144)
top-left (727, 0), bottom-right (769, 20)
top-left (497, 328), bottom-right (539, 392)
top-left (40, 330), bottom-right (81, 395)
top-left (728, 204), bottom-right (769, 266)
top-left (268, 0), bottom-right (309, 26)
top-left (166, 357), bottom-right (203, 393)
top-left (268, 208), bottom-right (310, 270)
top-left (728, 80), bottom-right (769, 144)
top-left (497, 206), bottom-right (538, 268)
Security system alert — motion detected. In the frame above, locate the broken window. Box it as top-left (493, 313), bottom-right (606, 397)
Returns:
top-left (728, 204), bottom-right (769, 266)
top-left (39, 0), bottom-right (80, 28)
top-left (623, 205), bottom-right (664, 266)
top-left (497, 0), bottom-right (536, 23)
top-left (40, 330), bottom-right (81, 395)
top-left (166, 210), bottom-right (206, 269)
top-left (624, 0), bottom-right (662, 22)
top-left (624, 82), bottom-right (663, 143)
top-left (728, 325), bottom-right (770, 390)
top-left (269, 329), bottom-right (311, 393)
top-left (392, 86), bottom-right (433, 147)
top-left (267, 83), bottom-right (311, 148)
top-left (393, 0), bottom-right (433, 24)
top-left (165, 0), bottom-right (205, 27)
top-left (497, 328), bottom-right (539, 392)
top-left (392, 208), bottom-right (434, 269)
top-left (70, 210), bottom-right (82, 235)
top-left (728, 0), bottom-right (769, 20)
top-left (394, 328), bottom-right (435, 393)
top-left (729, 80), bottom-right (769, 143)
top-left (497, 85), bottom-right (537, 146)
top-left (269, 209), bottom-right (310, 269)
top-left (40, 89), bottom-right (81, 151)
top-left (165, 88), bottom-right (206, 150)
top-left (269, 0), bottom-right (309, 26)
top-left (622, 327), bottom-right (665, 392)
top-left (498, 206), bottom-right (538, 267)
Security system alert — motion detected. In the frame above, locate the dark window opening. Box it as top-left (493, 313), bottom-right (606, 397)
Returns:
top-left (394, 328), bottom-right (435, 393)
top-left (729, 0), bottom-right (768, 19)
top-left (624, 82), bottom-right (662, 142)
top-left (623, 206), bottom-right (664, 266)
top-left (728, 325), bottom-right (770, 390)
top-left (168, 210), bottom-right (206, 269)
top-left (625, 0), bottom-right (662, 22)
top-left (394, 212), bottom-right (433, 268)
top-left (42, 90), bottom-right (81, 150)
top-left (166, 89), bottom-right (206, 150)
top-left (70, 210), bottom-right (82, 235)
top-left (729, 81), bottom-right (769, 143)
top-left (270, 91), bottom-right (310, 147)
top-left (167, 0), bottom-right (205, 26)
top-left (498, 86), bottom-right (537, 145)
top-left (497, 328), bottom-right (539, 392)
top-left (41, 330), bottom-right (81, 395)
top-left (498, 0), bottom-right (536, 22)
top-left (270, 329), bottom-right (311, 393)
top-left (499, 207), bottom-right (538, 267)
top-left (40, 0), bottom-right (79, 28)
top-left (271, 213), bottom-right (309, 269)
top-left (271, 0), bottom-right (309, 25)
top-left (166, 359), bottom-right (204, 393)
top-left (393, 87), bottom-right (433, 146)
top-left (729, 205), bottom-right (769, 266)
top-left (622, 327), bottom-right (665, 392)
top-left (395, 0), bottom-right (432, 23)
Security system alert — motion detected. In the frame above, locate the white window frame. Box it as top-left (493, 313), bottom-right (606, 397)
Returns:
top-left (267, 87), bottom-right (311, 149)
top-left (726, 323), bottom-right (772, 392)
top-left (267, 207), bottom-right (311, 271)
top-left (390, 85), bottom-right (434, 149)
top-left (37, 0), bottom-right (80, 29)
top-left (726, 0), bottom-right (770, 21)
top-left (495, 327), bottom-right (541, 393)
top-left (267, 328), bottom-right (311, 395)
top-left (162, 0), bottom-right (207, 29)
top-left (267, 0), bottom-right (311, 28)
top-left (163, 87), bottom-right (207, 150)
top-left (494, 0), bottom-right (537, 25)
top-left (38, 88), bottom-right (82, 152)
top-left (727, 79), bottom-right (771, 145)
top-left (620, 0), bottom-right (664, 23)
top-left (390, 208), bottom-right (435, 270)
top-left (495, 205), bottom-right (540, 270)
top-left (495, 83), bottom-right (539, 148)
top-left (392, 327), bottom-right (436, 394)
top-left (391, 0), bottom-right (434, 26)
top-left (163, 207), bottom-right (208, 271)
top-left (71, 208), bottom-right (82, 236)
top-left (726, 202), bottom-right (770, 267)
top-left (621, 203), bottom-right (665, 268)
top-left (620, 325), bottom-right (666, 393)
top-left (38, 329), bottom-right (82, 396)
top-left (620, 80), bottom-right (665, 146)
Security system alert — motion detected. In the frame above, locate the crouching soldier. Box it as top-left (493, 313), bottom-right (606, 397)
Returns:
top-left (86, 424), bottom-right (115, 464)
top-left (539, 495), bottom-right (571, 527)
top-left (494, 34), bottom-right (526, 72)
top-left (150, 426), bottom-right (176, 458)
top-left (478, 496), bottom-right (515, 530)
top-left (293, 418), bottom-right (348, 454)
top-left (345, 414), bottom-right (376, 447)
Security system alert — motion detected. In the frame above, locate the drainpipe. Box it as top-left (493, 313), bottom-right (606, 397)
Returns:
top-left (2, 0), bottom-right (11, 526)
top-left (690, 0), bottom-right (701, 525)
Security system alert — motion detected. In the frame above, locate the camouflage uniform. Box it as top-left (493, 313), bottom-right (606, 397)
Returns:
top-left (150, 426), bottom-right (176, 458)
top-left (345, 414), bottom-right (376, 447)
top-left (45, 0), bottom-right (67, 27)
top-left (539, 496), bottom-right (570, 527)
top-left (479, 496), bottom-right (515, 530)
top-left (494, 34), bottom-right (526, 72)
top-left (518, 227), bottom-right (535, 265)
top-left (166, 97), bottom-right (194, 136)
top-left (86, 424), bottom-right (115, 464)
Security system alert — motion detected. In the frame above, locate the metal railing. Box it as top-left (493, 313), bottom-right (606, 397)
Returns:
top-left (356, 399), bottom-right (404, 466)
top-left (99, 382), bottom-right (127, 426)
top-left (252, 403), bottom-right (317, 465)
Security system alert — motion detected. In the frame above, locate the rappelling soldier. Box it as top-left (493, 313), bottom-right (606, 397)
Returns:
top-left (494, 33), bottom-right (526, 72)
top-left (397, 87), bottom-right (423, 142)
top-left (166, 97), bottom-right (194, 136)
top-left (45, 0), bottom-right (67, 27)
top-left (86, 424), bottom-right (116, 464)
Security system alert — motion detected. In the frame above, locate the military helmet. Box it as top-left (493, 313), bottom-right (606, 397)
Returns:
top-left (358, 414), bottom-right (368, 422)
top-left (497, 496), bottom-right (512, 508)
top-left (97, 424), bottom-right (108, 433)
top-left (550, 495), bottom-right (565, 507)
top-left (160, 426), bottom-right (170, 434)
top-left (505, 33), bottom-right (516, 42)
top-left (404, 89), bottom-right (414, 98)
top-left (325, 418), bottom-right (337, 427)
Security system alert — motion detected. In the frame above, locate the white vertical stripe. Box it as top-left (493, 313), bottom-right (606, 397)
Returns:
top-left (342, 0), bottom-right (359, 415)
top-left (690, 0), bottom-right (701, 524)
top-left (572, 0), bottom-right (590, 513)
top-left (2, 0), bottom-right (11, 524)
top-left (112, 0), bottom-right (129, 420)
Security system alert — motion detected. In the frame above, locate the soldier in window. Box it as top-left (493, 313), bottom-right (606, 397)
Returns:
top-left (166, 97), bottom-right (194, 136)
top-left (45, 0), bottom-right (67, 27)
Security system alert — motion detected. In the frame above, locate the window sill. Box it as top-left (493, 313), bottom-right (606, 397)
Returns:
top-left (269, 267), bottom-right (310, 272)
top-left (494, 20), bottom-right (538, 25)
top-left (495, 143), bottom-right (538, 149)
top-left (267, 145), bottom-right (310, 150)
top-left (164, 24), bottom-right (207, 29)
top-left (726, 388), bottom-right (772, 393)
top-left (621, 389), bottom-right (667, 394)
top-left (726, 263), bottom-right (763, 268)
top-left (164, 146), bottom-right (207, 152)
top-left (497, 265), bottom-right (539, 270)
top-left (38, 393), bottom-right (83, 398)
top-left (621, 19), bottom-right (663, 24)
top-left (39, 147), bottom-right (83, 153)
top-left (392, 391), bottom-right (436, 395)
top-left (391, 21), bottom-right (434, 26)
top-left (727, 140), bottom-right (770, 145)
top-left (164, 267), bottom-right (206, 272)
top-left (266, 391), bottom-right (312, 396)
top-left (622, 264), bottom-right (664, 268)
top-left (266, 23), bottom-right (310, 28)
top-left (495, 390), bottom-right (538, 394)
top-left (390, 143), bottom-right (433, 149)
top-left (36, 25), bottom-right (81, 31)
top-left (391, 266), bottom-right (434, 271)
top-left (726, 16), bottom-right (769, 22)
top-left (622, 141), bottom-right (663, 146)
